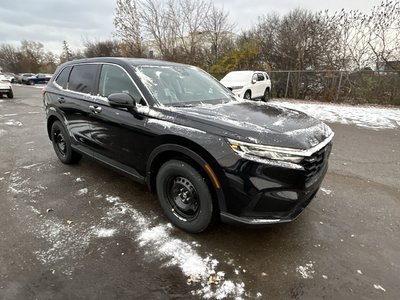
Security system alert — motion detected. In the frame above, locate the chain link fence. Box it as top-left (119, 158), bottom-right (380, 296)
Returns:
top-left (269, 70), bottom-right (400, 106)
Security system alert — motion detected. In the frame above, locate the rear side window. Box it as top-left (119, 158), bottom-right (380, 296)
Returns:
top-left (55, 66), bottom-right (72, 89)
top-left (68, 64), bottom-right (98, 94)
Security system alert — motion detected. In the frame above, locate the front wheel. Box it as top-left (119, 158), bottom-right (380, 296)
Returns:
top-left (243, 91), bottom-right (251, 100)
top-left (51, 121), bottom-right (82, 164)
top-left (156, 160), bottom-right (215, 233)
top-left (7, 90), bottom-right (13, 99)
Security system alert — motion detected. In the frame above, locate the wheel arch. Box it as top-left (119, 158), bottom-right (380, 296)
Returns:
top-left (146, 139), bottom-right (227, 213)
top-left (245, 89), bottom-right (252, 96)
top-left (47, 115), bottom-right (61, 140)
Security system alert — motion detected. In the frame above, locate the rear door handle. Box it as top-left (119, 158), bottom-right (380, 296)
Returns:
top-left (57, 97), bottom-right (65, 104)
top-left (89, 105), bottom-right (102, 113)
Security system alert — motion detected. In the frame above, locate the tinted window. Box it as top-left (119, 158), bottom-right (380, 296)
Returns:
top-left (99, 64), bottom-right (142, 102)
top-left (69, 64), bottom-right (98, 94)
top-left (257, 73), bottom-right (265, 81)
top-left (55, 66), bottom-right (72, 89)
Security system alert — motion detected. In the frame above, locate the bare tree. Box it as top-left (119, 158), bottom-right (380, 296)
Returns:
top-left (138, 0), bottom-right (178, 59)
top-left (366, 0), bottom-right (400, 72)
top-left (202, 5), bottom-right (235, 64)
top-left (83, 40), bottom-right (122, 57)
top-left (0, 44), bottom-right (23, 72)
top-left (114, 0), bottom-right (146, 57)
top-left (170, 0), bottom-right (211, 63)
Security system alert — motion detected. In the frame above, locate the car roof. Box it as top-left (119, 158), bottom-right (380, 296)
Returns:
top-left (61, 57), bottom-right (190, 68)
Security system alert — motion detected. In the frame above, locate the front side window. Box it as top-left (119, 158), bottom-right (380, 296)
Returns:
top-left (134, 65), bottom-right (235, 106)
top-left (68, 64), bottom-right (98, 94)
top-left (257, 73), bottom-right (265, 81)
top-left (55, 66), bottom-right (72, 89)
top-left (98, 64), bottom-right (142, 102)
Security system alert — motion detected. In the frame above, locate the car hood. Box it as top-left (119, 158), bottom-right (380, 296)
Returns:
top-left (0, 81), bottom-right (11, 88)
top-left (220, 81), bottom-right (247, 88)
top-left (151, 101), bottom-right (333, 150)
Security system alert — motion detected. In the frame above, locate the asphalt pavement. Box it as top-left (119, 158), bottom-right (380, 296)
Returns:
top-left (0, 85), bottom-right (399, 299)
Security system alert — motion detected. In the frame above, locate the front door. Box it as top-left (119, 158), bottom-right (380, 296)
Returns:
top-left (88, 64), bottom-right (153, 177)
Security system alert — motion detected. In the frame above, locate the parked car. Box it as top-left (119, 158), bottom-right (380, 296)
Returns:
top-left (44, 57), bottom-right (333, 233)
top-left (15, 73), bottom-right (35, 84)
top-left (22, 73), bottom-right (52, 85)
top-left (0, 75), bottom-right (14, 98)
top-left (221, 70), bottom-right (272, 101)
top-left (0, 72), bottom-right (16, 83)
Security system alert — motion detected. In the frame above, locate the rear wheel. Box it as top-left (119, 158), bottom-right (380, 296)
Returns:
top-left (51, 121), bottom-right (82, 164)
top-left (156, 160), bottom-right (214, 233)
top-left (261, 88), bottom-right (269, 102)
top-left (244, 91), bottom-right (251, 100)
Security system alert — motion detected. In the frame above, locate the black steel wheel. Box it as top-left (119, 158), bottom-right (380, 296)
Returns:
top-left (244, 91), bottom-right (251, 100)
top-left (156, 160), bottom-right (215, 233)
top-left (51, 121), bottom-right (82, 164)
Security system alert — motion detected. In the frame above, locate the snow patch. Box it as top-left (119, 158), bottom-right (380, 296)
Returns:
top-left (3, 119), bottom-right (23, 127)
top-left (94, 228), bottom-right (117, 238)
top-left (76, 188), bottom-right (88, 196)
top-left (34, 219), bottom-right (92, 276)
top-left (0, 129), bottom-right (7, 137)
top-left (296, 262), bottom-right (315, 279)
top-left (273, 100), bottom-right (400, 130)
top-left (104, 196), bottom-right (247, 299)
top-left (373, 284), bottom-right (386, 292)
top-left (75, 177), bottom-right (84, 182)
top-left (320, 188), bottom-right (332, 195)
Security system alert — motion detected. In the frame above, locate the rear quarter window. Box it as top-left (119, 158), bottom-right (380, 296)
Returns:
top-left (55, 66), bottom-right (72, 89)
top-left (68, 64), bottom-right (98, 94)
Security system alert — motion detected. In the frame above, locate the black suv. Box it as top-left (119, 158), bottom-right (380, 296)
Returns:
top-left (44, 57), bottom-right (333, 233)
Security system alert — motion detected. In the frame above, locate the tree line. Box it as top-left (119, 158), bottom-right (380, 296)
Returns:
top-left (0, 0), bottom-right (399, 78)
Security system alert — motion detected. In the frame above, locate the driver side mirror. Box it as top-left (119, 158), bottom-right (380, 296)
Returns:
top-left (108, 93), bottom-right (136, 109)
top-left (251, 79), bottom-right (257, 84)
top-left (108, 92), bottom-right (144, 119)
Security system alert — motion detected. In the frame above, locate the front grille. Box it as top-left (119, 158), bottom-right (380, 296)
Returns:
top-left (301, 143), bottom-right (332, 180)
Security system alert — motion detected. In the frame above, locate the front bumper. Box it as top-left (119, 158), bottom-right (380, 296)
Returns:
top-left (218, 142), bottom-right (332, 226)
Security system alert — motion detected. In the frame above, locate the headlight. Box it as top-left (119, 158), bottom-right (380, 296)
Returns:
top-left (227, 139), bottom-right (305, 163)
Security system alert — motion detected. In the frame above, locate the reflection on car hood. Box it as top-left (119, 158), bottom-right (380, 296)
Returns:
top-left (151, 101), bottom-right (333, 150)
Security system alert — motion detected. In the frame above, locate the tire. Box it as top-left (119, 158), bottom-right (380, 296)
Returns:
top-left (7, 90), bottom-right (14, 99)
top-left (244, 91), bottom-right (251, 100)
top-left (51, 121), bottom-right (82, 164)
top-left (28, 80), bottom-right (34, 85)
top-left (156, 160), bottom-right (214, 233)
top-left (261, 88), bottom-right (269, 102)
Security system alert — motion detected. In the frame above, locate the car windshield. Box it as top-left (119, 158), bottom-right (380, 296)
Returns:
top-left (222, 71), bottom-right (252, 82)
top-left (134, 65), bottom-right (235, 106)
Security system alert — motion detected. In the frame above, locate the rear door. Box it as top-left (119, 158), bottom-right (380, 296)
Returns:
top-left (55, 64), bottom-right (100, 155)
top-left (255, 73), bottom-right (267, 97)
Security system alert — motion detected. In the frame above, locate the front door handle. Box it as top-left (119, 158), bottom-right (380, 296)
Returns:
top-left (89, 105), bottom-right (102, 113)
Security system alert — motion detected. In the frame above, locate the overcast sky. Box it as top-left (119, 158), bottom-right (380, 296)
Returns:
top-left (0, 0), bottom-right (382, 54)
